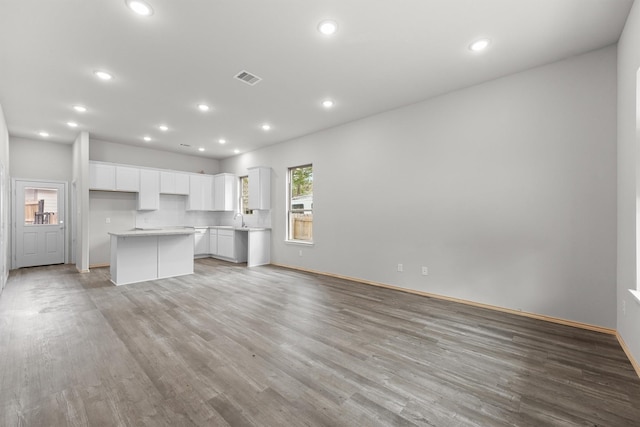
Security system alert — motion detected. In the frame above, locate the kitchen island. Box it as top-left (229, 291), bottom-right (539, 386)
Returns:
top-left (109, 228), bottom-right (195, 285)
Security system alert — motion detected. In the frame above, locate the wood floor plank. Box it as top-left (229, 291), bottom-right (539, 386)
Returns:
top-left (1, 260), bottom-right (640, 426)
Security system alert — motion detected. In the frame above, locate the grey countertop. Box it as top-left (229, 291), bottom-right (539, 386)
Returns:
top-left (195, 226), bottom-right (270, 232)
top-left (109, 228), bottom-right (196, 237)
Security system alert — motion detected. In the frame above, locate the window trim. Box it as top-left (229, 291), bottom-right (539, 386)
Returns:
top-left (286, 164), bottom-right (313, 244)
top-left (238, 175), bottom-right (253, 215)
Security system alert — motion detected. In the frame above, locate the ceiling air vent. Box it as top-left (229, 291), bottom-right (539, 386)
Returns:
top-left (180, 143), bottom-right (191, 147)
top-left (235, 70), bottom-right (262, 86)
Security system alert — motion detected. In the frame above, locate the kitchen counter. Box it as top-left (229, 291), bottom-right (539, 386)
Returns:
top-left (109, 228), bottom-right (196, 237)
top-left (194, 226), bottom-right (271, 267)
top-left (204, 225), bottom-right (270, 231)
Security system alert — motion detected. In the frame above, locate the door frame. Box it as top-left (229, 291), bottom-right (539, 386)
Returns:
top-left (12, 178), bottom-right (69, 269)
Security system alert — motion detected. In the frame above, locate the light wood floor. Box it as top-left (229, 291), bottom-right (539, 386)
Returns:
top-left (1, 259), bottom-right (639, 426)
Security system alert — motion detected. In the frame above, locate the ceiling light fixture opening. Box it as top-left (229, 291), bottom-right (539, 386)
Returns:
top-left (234, 149), bottom-right (240, 154)
top-left (125, 0), bottom-right (153, 16)
top-left (197, 103), bottom-right (210, 112)
top-left (38, 131), bottom-right (49, 138)
top-left (322, 99), bottom-right (335, 108)
top-left (159, 124), bottom-right (168, 131)
top-left (73, 105), bottom-right (87, 113)
top-left (94, 70), bottom-right (113, 81)
top-left (67, 121), bottom-right (78, 128)
top-left (318, 20), bottom-right (338, 36)
top-left (218, 139), bottom-right (226, 144)
top-left (143, 136), bottom-right (151, 142)
top-left (198, 147), bottom-right (205, 152)
top-left (261, 123), bottom-right (271, 131)
top-left (469, 38), bottom-right (490, 52)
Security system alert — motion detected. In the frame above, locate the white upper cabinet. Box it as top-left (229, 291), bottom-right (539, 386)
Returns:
top-left (160, 171), bottom-right (190, 195)
top-left (115, 166), bottom-right (140, 192)
top-left (138, 169), bottom-right (159, 210)
top-left (89, 162), bottom-right (140, 192)
top-left (174, 173), bottom-right (190, 195)
top-left (248, 167), bottom-right (270, 210)
top-left (89, 162), bottom-right (116, 190)
top-left (187, 174), bottom-right (213, 211)
top-left (213, 173), bottom-right (237, 211)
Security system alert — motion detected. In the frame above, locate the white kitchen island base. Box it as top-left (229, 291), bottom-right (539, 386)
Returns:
top-left (109, 229), bottom-right (195, 285)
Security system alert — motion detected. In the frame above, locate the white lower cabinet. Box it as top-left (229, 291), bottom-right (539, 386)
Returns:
top-left (209, 228), bottom-right (218, 255)
top-left (217, 230), bottom-right (234, 259)
top-left (194, 228), bottom-right (209, 256)
top-left (206, 228), bottom-right (247, 263)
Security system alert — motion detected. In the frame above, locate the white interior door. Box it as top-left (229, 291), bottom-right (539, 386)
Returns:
top-left (14, 180), bottom-right (66, 268)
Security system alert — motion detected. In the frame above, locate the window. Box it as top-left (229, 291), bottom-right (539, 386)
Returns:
top-left (24, 187), bottom-right (58, 225)
top-left (239, 176), bottom-right (253, 215)
top-left (287, 164), bottom-right (313, 242)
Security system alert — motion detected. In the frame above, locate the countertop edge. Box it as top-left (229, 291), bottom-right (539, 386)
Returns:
top-left (109, 229), bottom-right (196, 237)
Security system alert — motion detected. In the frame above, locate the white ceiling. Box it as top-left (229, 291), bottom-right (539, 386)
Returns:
top-left (0, 0), bottom-right (633, 159)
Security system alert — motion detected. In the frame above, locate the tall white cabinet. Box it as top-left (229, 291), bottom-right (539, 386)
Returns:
top-left (138, 169), bottom-right (159, 210)
top-left (248, 167), bottom-right (270, 210)
top-left (214, 173), bottom-right (237, 211)
top-left (187, 174), bottom-right (213, 211)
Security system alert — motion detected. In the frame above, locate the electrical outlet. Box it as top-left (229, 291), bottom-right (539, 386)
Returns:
top-left (397, 263), bottom-right (403, 272)
top-left (422, 266), bottom-right (428, 276)
top-left (105, 217), bottom-right (110, 224)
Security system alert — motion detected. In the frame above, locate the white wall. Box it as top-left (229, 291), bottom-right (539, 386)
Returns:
top-left (222, 46), bottom-right (617, 329)
top-left (90, 139), bottom-right (220, 174)
top-left (10, 137), bottom-right (72, 182)
top-left (0, 105), bottom-right (10, 292)
top-left (89, 191), bottom-right (136, 266)
top-left (617, 0), bottom-right (640, 366)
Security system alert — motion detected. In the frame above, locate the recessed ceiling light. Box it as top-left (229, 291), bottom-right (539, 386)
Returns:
top-left (234, 149), bottom-right (240, 154)
top-left (261, 123), bottom-right (271, 131)
top-left (218, 139), bottom-right (226, 144)
top-left (159, 124), bottom-right (168, 131)
top-left (198, 147), bottom-right (205, 152)
top-left (125, 0), bottom-right (153, 16)
top-left (322, 99), bottom-right (335, 108)
top-left (143, 136), bottom-right (151, 142)
top-left (197, 103), bottom-right (210, 112)
top-left (67, 121), bottom-right (78, 128)
top-left (469, 38), bottom-right (490, 52)
top-left (38, 131), bottom-right (49, 137)
top-left (318, 20), bottom-right (338, 36)
top-left (94, 70), bottom-right (113, 81)
top-left (73, 105), bottom-right (87, 113)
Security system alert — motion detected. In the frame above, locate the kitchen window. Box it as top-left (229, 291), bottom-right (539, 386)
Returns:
top-left (287, 164), bottom-right (313, 243)
top-left (239, 175), bottom-right (253, 215)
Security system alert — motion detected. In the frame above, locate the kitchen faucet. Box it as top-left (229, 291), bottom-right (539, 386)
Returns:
top-left (234, 213), bottom-right (245, 228)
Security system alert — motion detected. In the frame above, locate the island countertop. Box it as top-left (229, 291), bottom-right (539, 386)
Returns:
top-left (108, 228), bottom-right (196, 237)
